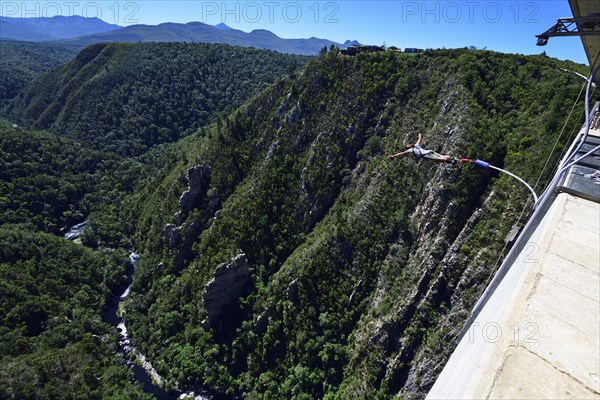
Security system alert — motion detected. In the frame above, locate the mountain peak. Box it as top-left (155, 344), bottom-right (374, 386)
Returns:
top-left (214, 23), bottom-right (232, 30)
top-left (4, 16), bottom-right (358, 56)
top-left (0, 15), bottom-right (120, 41)
top-left (249, 29), bottom-right (278, 37)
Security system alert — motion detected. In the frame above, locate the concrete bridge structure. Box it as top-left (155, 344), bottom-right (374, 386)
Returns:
top-left (427, 1), bottom-right (600, 398)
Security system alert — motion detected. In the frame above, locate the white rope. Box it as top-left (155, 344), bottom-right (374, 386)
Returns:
top-left (488, 165), bottom-right (538, 203)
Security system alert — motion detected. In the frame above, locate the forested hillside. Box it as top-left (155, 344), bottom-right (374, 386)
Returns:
top-left (121, 49), bottom-right (586, 398)
top-left (1, 42), bottom-right (312, 399)
top-left (0, 121), bottom-right (109, 233)
top-left (0, 40), bottom-right (79, 107)
top-left (2, 41), bottom-right (308, 244)
top-left (0, 227), bottom-right (152, 399)
top-left (0, 119), bottom-right (180, 247)
top-left (1, 43), bottom-right (588, 399)
top-left (9, 42), bottom-right (309, 155)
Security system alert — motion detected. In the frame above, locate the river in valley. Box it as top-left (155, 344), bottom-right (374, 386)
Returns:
top-left (63, 220), bottom-right (88, 240)
top-left (102, 252), bottom-right (212, 400)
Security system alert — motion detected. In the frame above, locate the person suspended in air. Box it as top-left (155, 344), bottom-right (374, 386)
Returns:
top-left (387, 133), bottom-right (462, 167)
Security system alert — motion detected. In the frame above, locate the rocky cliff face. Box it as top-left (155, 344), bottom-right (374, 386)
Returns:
top-left (179, 164), bottom-right (211, 216)
top-left (338, 79), bottom-right (525, 399)
top-left (128, 49), bottom-right (584, 398)
top-left (203, 253), bottom-right (251, 332)
top-left (163, 163), bottom-right (217, 271)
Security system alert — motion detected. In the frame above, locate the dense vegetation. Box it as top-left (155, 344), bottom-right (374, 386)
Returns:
top-left (9, 42), bottom-right (309, 155)
top-left (0, 121), bottom-right (105, 233)
top-left (1, 42), bottom-right (312, 398)
top-left (2, 42), bottom-right (589, 399)
top-left (0, 226), bottom-right (152, 399)
top-left (0, 120), bottom-right (175, 245)
top-left (4, 42), bottom-right (307, 244)
top-left (0, 40), bottom-right (79, 107)
top-left (123, 49), bottom-right (587, 398)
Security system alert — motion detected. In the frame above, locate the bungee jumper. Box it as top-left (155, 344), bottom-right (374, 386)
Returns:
top-left (387, 133), bottom-right (462, 167)
top-left (387, 133), bottom-right (539, 204)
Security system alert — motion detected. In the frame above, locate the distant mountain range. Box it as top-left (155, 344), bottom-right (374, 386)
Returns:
top-left (0, 16), bottom-right (121, 41)
top-left (0, 16), bottom-right (359, 55)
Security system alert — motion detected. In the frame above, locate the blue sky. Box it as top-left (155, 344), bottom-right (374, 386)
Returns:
top-left (2, 1), bottom-right (589, 64)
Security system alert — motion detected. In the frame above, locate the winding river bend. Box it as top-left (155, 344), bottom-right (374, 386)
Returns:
top-left (103, 252), bottom-right (211, 400)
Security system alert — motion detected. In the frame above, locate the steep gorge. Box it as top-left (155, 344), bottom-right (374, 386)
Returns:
top-left (1, 42), bottom-right (588, 399)
top-left (123, 49), bottom-right (586, 398)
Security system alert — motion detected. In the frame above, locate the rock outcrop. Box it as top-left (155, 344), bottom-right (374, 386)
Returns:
top-left (254, 307), bottom-right (272, 335)
top-left (164, 163), bottom-right (215, 267)
top-left (287, 278), bottom-right (299, 303)
top-left (162, 223), bottom-right (181, 249)
top-left (179, 163), bottom-right (211, 215)
top-left (203, 253), bottom-right (251, 328)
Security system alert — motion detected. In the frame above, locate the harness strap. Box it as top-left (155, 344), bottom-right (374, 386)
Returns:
top-left (411, 145), bottom-right (430, 160)
top-left (412, 148), bottom-right (425, 160)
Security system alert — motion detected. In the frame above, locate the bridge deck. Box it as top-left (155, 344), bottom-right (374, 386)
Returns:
top-left (428, 99), bottom-right (600, 399)
top-left (427, 193), bottom-right (600, 399)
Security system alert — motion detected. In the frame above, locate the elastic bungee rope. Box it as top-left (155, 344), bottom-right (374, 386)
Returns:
top-left (454, 158), bottom-right (539, 204)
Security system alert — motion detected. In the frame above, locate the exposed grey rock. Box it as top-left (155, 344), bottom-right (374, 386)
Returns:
top-left (287, 278), bottom-right (299, 303)
top-left (170, 165), bottom-right (210, 269)
top-left (174, 211), bottom-right (185, 226)
top-left (504, 223), bottom-right (522, 244)
top-left (276, 99), bottom-right (287, 118)
top-left (163, 223), bottom-right (181, 249)
top-left (254, 308), bottom-right (272, 335)
top-left (179, 164), bottom-right (211, 215)
top-left (286, 101), bottom-right (302, 125)
top-left (265, 140), bottom-right (278, 161)
top-left (208, 188), bottom-right (220, 210)
top-left (203, 253), bottom-right (251, 328)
